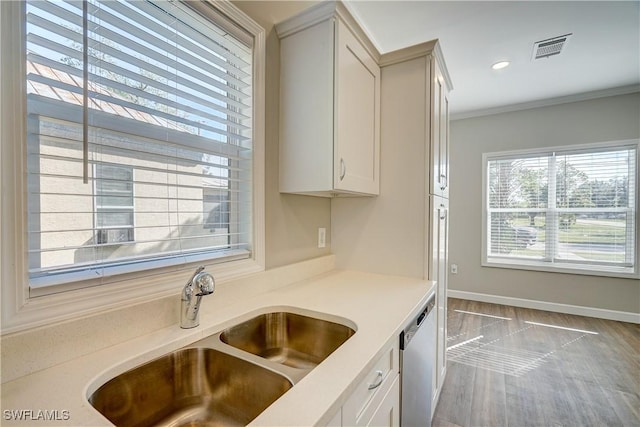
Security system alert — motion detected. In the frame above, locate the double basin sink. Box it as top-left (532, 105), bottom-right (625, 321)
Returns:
top-left (89, 310), bottom-right (356, 426)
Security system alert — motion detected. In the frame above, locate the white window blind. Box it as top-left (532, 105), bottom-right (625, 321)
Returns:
top-left (484, 142), bottom-right (638, 276)
top-left (26, 0), bottom-right (255, 293)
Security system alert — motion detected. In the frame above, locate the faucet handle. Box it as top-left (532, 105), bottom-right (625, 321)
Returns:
top-left (185, 265), bottom-right (205, 288)
top-left (194, 271), bottom-right (215, 296)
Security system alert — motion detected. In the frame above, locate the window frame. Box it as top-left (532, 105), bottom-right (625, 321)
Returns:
top-left (481, 140), bottom-right (639, 279)
top-left (0, 0), bottom-right (266, 334)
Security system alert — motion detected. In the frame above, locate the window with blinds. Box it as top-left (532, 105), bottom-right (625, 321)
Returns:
top-left (483, 142), bottom-right (638, 277)
top-left (26, 0), bottom-right (255, 293)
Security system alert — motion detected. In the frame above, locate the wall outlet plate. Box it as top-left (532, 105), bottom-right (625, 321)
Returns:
top-left (318, 228), bottom-right (326, 248)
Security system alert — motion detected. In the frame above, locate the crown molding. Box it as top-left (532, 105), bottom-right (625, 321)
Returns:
top-left (451, 84), bottom-right (640, 121)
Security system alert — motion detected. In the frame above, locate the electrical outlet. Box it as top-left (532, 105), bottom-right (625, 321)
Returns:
top-left (318, 227), bottom-right (326, 248)
top-left (450, 264), bottom-right (458, 274)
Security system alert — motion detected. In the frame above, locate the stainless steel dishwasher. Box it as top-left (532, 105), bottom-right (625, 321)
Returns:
top-left (399, 293), bottom-right (436, 427)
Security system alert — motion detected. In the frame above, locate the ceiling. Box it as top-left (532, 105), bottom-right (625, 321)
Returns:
top-left (344, 1), bottom-right (640, 118)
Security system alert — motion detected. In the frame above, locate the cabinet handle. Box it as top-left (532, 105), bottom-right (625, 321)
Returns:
top-left (440, 173), bottom-right (447, 191)
top-left (340, 158), bottom-right (346, 181)
top-left (367, 370), bottom-right (384, 390)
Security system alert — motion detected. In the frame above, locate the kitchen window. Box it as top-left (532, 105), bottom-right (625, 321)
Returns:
top-left (94, 164), bottom-right (135, 245)
top-left (0, 0), bottom-right (265, 331)
top-left (482, 141), bottom-right (638, 278)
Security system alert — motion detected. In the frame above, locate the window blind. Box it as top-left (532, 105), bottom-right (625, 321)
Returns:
top-left (26, 0), bottom-right (255, 292)
top-left (485, 143), bottom-right (637, 275)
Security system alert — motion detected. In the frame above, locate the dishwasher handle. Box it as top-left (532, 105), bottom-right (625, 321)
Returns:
top-left (400, 293), bottom-right (436, 350)
top-left (416, 311), bottom-right (426, 326)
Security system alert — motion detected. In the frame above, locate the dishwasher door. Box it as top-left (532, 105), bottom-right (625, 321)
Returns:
top-left (400, 294), bottom-right (436, 427)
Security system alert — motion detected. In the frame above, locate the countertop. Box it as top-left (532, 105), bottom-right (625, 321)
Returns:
top-left (1, 268), bottom-right (434, 426)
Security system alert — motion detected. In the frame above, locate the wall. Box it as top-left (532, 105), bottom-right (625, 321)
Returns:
top-left (231, 1), bottom-right (330, 269)
top-left (449, 92), bottom-right (640, 315)
top-left (332, 55), bottom-right (428, 278)
top-left (1, 1), bottom-right (332, 381)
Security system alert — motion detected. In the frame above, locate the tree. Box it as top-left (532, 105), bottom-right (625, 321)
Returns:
top-left (58, 27), bottom-right (189, 126)
top-left (517, 168), bottom-right (548, 226)
top-left (589, 177), bottom-right (628, 208)
top-left (556, 160), bottom-right (592, 208)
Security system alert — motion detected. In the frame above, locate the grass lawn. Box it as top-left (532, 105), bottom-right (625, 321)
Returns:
top-left (511, 217), bottom-right (626, 245)
top-left (573, 252), bottom-right (625, 262)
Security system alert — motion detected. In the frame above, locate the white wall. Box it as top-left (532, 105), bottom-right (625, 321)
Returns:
top-left (1, 1), bottom-right (333, 380)
top-left (449, 93), bottom-right (640, 315)
top-left (232, 1), bottom-right (331, 269)
top-left (332, 55), bottom-right (428, 278)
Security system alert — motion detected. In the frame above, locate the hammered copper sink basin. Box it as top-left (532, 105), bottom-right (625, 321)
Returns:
top-left (89, 348), bottom-right (292, 427)
top-left (220, 312), bottom-right (356, 370)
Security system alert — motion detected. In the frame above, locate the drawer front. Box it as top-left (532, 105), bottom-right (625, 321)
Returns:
top-left (366, 374), bottom-right (400, 427)
top-left (343, 340), bottom-right (399, 426)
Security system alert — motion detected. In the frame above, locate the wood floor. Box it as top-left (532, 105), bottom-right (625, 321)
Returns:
top-left (432, 298), bottom-right (640, 427)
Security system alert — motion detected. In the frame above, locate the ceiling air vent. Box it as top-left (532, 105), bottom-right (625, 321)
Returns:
top-left (532, 34), bottom-right (572, 60)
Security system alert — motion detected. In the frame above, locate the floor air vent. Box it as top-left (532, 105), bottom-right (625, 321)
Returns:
top-left (532, 34), bottom-right (572, 60)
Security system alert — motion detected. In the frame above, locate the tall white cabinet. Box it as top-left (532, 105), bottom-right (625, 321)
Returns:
top-left (430, 195), bottom-right (449, 409)
top-left (332, 40), bottom-right (452, 417)
top-left (276, 2), bottom-right (452, 422)
top-left (276, 2), bottom-right (381, 197)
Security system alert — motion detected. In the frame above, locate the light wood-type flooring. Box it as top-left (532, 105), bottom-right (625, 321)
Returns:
top-left (432, 298), bottom-right (640, 427)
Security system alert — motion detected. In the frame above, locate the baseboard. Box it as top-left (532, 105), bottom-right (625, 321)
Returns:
top-left (448, 290), bottom-right (640, 324)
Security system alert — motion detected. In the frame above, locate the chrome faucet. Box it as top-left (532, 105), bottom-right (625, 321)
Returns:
top-left (180, 266), bottom-right (215, 329)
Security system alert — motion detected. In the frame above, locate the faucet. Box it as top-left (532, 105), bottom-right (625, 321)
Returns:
top-left (180, 266), bottom-right (215, 329)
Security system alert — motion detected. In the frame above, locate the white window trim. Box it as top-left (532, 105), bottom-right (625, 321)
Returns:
top-left (481, 139), bottom-right (639, 279)
top-left (0, 0), bottom-right (266, 334)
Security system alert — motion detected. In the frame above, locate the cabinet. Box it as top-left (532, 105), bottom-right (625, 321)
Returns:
top-left (276, 2), bottom-right (380, 197)
top-left (319, 339), bottom-right (400, 426)
top-left (431, 60), bottom-right (450, 199)
top-left (430, 195), bottom-right (449, 407)
top-left (332, 39), bottom-right (452, 420)
top-left (326, 408), bottom-right (342, 427)
top-left (339, 340), bottom-right (400, 427)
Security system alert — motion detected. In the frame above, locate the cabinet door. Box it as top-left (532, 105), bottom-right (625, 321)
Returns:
top-left (367, 375), bottom-right (400, 427)
top-left (429, 195), bottom-right (448, 409)
top-left (278, 19), bottom-right (336, 195)
top-left (334, 19), bottom-right (380, 195)
top-left (440, 83), bottom-right (450, 199)
top-left (430, 60), bottom-right (450, 198)
top-left (342, 340), bottom-right (399, 426)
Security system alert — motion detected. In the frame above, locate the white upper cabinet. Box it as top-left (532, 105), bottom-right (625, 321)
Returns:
top-left (276, 2), bottom-right (381, 197)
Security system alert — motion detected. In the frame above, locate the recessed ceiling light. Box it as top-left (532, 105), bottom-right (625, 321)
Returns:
top-left (491, 61), bottom-right (510, 70)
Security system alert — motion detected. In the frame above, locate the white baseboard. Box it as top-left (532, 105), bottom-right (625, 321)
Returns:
top-left (448, 290), bottom-right (640, 324)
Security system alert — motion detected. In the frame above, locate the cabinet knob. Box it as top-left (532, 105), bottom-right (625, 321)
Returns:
top-left (340, 158), bottom-right (346, 181)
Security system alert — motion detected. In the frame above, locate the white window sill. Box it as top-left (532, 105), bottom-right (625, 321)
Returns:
top-left (483, 257), bottom-right (639, 279)
top-left (2, 258), bottom-right (264, 335)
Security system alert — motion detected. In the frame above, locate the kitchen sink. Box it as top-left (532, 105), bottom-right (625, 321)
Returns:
top-left (88, 348), bottom-right (292, 427)
top-left (220, 311), bottom-right (356, 369)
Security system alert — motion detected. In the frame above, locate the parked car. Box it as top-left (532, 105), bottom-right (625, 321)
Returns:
top-left (491, 224), bottom-right (537, 254)
top-left (513, 226), bottom-right (537, 249)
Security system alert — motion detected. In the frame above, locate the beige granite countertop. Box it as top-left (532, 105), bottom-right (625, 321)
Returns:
top-left (1, 267), bottom-right (434, 426)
